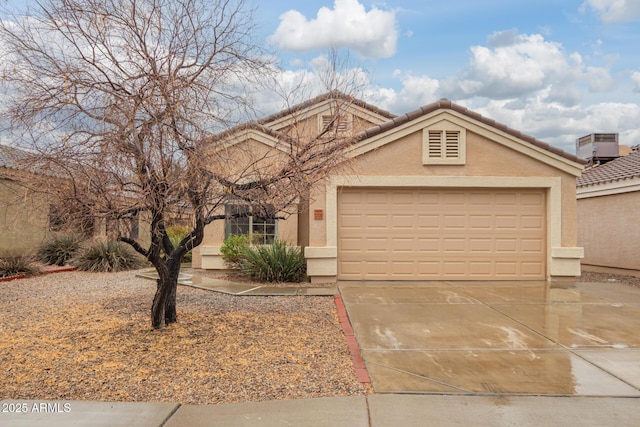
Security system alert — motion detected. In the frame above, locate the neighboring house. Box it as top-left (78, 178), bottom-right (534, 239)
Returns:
top-left (0, 144), bottom-right (151, 254)
top-left (577, 146), bottom-right (640, 276)
top-left (193, 92), bottom-right (586, 282)
top-left (0, 144), bottom-right (53, 254)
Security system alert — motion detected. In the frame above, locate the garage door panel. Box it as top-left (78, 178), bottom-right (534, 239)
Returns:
top-left (418, 215), bottom-right (440, 229)
top-left (338, 188), bottom-right (546, 280)
top-left (443, 238), bottom-right (466, 252)
top-left (443, 215), bottom-right (466, 229)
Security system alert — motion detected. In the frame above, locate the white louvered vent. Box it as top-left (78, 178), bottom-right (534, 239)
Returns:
top-left (445, 131), bottom-right (460, 158)
top-left (428, 130), bottom-right (443, 158)
top-left (423, 122), bottom-right (466, 165)
top-left (321, 114), bottom-right (351, 133)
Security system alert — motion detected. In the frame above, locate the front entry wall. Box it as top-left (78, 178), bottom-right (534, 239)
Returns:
top-left (337, 188), bottom-right (546, 280)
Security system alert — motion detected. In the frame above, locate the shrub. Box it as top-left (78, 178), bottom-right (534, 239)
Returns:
top-left (240, 240), bottom-right (306, 283)
top-left (37, 234), bottom-right (84, 266)
top-left (72, 240), bottom-right (145, 272)
top-left (220, 234), bottom-right (252, 269)
top-left (0, 254), bottom-right (41, 277)
top-left (166, 225), bottom-right (192, 263)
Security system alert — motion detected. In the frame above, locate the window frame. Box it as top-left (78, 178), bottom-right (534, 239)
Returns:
top-left (224, 202), bottom-right (277, 244)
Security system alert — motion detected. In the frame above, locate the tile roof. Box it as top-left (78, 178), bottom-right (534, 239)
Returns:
top-left (0, 144), bottom-right (31, 169)
top-left (577, 145), bottom-right (640, 187)
top-left (353, 99), bottom-right (585, 165)
top-left (258, 90), bottom-right (397, 125)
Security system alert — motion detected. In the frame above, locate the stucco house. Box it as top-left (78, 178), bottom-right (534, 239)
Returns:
top-left (193, 92), bottom-right (586, 282)
top-left (0, 144), bottom-right (54, 254)
top-left (0, 144), bottom-right (151, 254)
top-left (577, 146), bottom-right (640, 276)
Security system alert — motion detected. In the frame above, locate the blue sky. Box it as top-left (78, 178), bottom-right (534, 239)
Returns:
top-left (254, 0), bottom-right (640, 153)
top-left (2, 0), bottom-right (638, 154)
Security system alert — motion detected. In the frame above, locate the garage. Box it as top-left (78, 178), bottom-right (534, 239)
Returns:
top-left (337, 187), bottom-right (546, 280)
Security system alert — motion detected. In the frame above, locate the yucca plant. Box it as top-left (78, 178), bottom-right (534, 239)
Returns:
top-left (0, 254), bottom-right (41, 277)
top-left (72, 240), bottom-right (145, 272)
top-left (240, 240), bottom-right (306, 282)
top-left (37, 234), bottom-right (84, 266)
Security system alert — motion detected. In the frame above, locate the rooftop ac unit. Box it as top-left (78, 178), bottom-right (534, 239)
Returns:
top-left (576, 133), bottom-right (619, 162)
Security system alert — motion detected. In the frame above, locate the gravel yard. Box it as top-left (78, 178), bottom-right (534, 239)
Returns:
top-left (0, 270), bottom-right (370, 404)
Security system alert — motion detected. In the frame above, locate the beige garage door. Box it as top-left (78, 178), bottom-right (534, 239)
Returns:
top-left (338, 188), bottom-right (546, 280)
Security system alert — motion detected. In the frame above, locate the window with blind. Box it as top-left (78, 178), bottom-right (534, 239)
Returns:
top-left (423, 122), bottom-right (466, 165)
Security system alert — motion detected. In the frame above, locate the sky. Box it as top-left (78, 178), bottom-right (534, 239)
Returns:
top-left (252, 0), bottom-right (640, 154)
top-left (1, 0), bottom-right (638, 154)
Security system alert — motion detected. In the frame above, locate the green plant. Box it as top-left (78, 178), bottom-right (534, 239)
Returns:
top-left (72, 240), bottom-right (145, 272)
top-left (166, 225), bottom-right (193, 262)
top-left (37, 234), bottom-right (84, 266)
top-left (240, 240), bottom-right (306, 283)
top-left (0, 254), bottom-right (41, 277)
top-left (220, 234), bottom-right (252, 269)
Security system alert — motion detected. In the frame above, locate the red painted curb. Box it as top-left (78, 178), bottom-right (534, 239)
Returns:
top-left (0, 274), bottom-right (26, 282)
top-left (334, 295), bottom-right (371, 384)
top-left (0, 266), bottom-right (77, 282)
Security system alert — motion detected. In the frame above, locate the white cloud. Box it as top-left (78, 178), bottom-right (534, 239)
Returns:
top-left (585, 66), bottom-right (615, 92)
top-left (268, 0), bottom-right (398, 58)
top-left (580, 0), bottom-right (640, 23)
top-left (471, 98), bottom-right (640, 153)
top-left (632, 71), bottom-right (640, 92)
top-left (440, 31), bottom-right (583, 103)
top-left (366, 73), bottom-right (439, 113)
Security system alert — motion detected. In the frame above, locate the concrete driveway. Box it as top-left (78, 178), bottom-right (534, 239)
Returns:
top-left (339, 280), bottom-right (640, 396)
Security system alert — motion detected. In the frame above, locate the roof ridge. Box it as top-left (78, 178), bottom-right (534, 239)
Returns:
top-left (353, 99), bottom-right (584, 165)
top-left (258, 90), bottom-right (397, 125)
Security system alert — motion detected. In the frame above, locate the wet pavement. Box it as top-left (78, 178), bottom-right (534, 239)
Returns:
top-left (339, 280), bottom-right (640, 396)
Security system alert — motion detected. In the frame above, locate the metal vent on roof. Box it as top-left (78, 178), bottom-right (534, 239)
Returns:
top-left (576, 133), bottom-right (619, 164)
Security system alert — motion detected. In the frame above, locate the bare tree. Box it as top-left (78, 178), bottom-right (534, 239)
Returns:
top-left (0, 0), bottom-right (359, 329)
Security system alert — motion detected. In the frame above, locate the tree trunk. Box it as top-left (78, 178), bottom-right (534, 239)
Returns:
top-left (151, 267), bottom-right (180, 329)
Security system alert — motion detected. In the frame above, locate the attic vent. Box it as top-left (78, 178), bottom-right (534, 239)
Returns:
top-left (427, 130), bottom-right (461, 159)
top-left (320, 114), bottom-right (351, 133)
top-left (423, 122), bottom-right (466, 165)
top-left (445, 131), bottom-right (460, 158)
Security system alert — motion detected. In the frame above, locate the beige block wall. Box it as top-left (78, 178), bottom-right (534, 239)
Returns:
top-left (578, 191), bottom-right (639, 272)
top-left (0, 179), bottom-right (51, 255)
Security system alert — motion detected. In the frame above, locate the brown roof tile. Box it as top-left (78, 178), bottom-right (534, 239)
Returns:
top-left (353, 99), bottom-right (585, 165)
top-left (258, 90), bottom-right (396, 125)
top-left (577, 146), bottom-right (640, 187)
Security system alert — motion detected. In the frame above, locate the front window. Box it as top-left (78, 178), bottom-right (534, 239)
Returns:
top-left (225, 202), bottom-right (276, 244)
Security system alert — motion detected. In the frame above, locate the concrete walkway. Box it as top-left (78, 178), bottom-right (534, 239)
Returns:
top-left (340, 280), bottom-right (640, 396)
top-left (3, 394), bottom-right (640, 426)
top-left (4, 279), bottom-right (640, 426)
top-left (135, 269), bottom-right (338, 296)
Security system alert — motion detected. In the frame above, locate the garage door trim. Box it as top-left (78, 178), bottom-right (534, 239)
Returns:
top-left (325, 176), bottom-right (562, 280)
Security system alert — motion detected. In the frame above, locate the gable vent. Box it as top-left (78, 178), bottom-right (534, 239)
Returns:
top-left (428, 131), bottom-right (443, 158)
top-left (321, 114), bottom-right (351, 133)
top-left (445, 131), bottom-right (460, 158)
top-left (423, 122), bottom-right (466, 165)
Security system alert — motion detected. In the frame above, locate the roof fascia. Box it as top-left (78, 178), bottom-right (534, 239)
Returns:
top-left (221, 128), bottom-right (292, 153)
top-left (348, 109), bottom-right (584, 177)
top-left (265, 99), bottom-right (393, 131)
top-left (577, 176), bottom-right (640, 198)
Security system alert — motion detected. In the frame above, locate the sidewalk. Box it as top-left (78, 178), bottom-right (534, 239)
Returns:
top-left (3, 395), bottom-right (640, 426)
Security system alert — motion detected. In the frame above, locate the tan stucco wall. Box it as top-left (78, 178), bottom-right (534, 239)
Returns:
top-left (308, 128), bottom-right (579, 247)
top-left (305, 124), bottom-right (582, 282)
top-left (578, 191), bottom-right (639, 272)
top-left (0, 178), bottom-right (51, 255)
